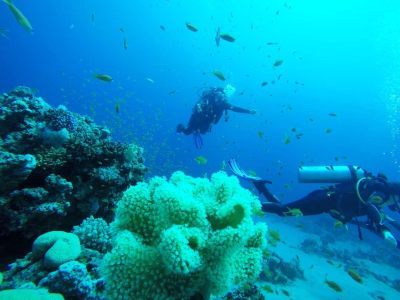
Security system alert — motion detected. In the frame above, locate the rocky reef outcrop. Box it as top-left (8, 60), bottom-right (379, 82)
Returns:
top-left (0, 86), bottom-right (147, 263)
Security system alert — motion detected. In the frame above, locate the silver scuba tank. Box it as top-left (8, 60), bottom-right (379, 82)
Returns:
top-left (298, 165), bottom-right (368, 183)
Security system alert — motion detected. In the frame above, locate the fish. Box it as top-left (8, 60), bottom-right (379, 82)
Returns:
top-left (261, 81), bottom-right (268, 87)
top-left (115, 102), bottom-right (120, 114)
top-left (325, 128), bottom-right (332, 134)
top-left (195, 156), bottom-right (207, 165)
top-left (328, 113), bottom-right (337, 117)
top-left (281, 289), bottom-right (290, 297)
top-left (295, 133), bottom-right (304, 139)
top-left (145, 77), bottom-right (154, 83)
top-left (248, 170), bottom-right (257, 177)
top-left (273, 59), bottom-right (284, 67)
top-left (215, 26), bottom-right (220, 46)
top-left (94, 74), bottom-right (113, 82)
top-left (219, 32), bottom-right (235, 42)
top-left (212, 70), bottom-right (226, 81)
top-left (119, 28), bottom-right (125, 33)
top-left (284, 134), bottom-right (291, 144)
top-left (283, 183), bottom-right (292, 190)
top-left (3, 0), bottom-right (33, 32)
top-left (261, 284), bottom-right (274, 293)
top-left (91, 13), bottom-right (95, 23)
top-left (160, 25), bottom-right (165, 31)
top-left (291, 128), bottom-right (297, 132)
top-left (333, 220), bottom-right (345, 228)
top-left (325, 165), bottom-right (334, 171)
top-left (325, 279), bottom-right (342, 292)
top-left (347, 269), bottom-right (363, 283)
top-left (266, 42), bottom-right (279, 45)
top-left (257, 131), bottom-right (264, 139)
top-left (185, 22), bottom-right (198, 32)
top-left (283, 208), bottom-right (303, 217)
top-left (268, 229), bottom-right (281, 246)
top-left (123, 38), bottom-right (128, 50)
top-left (0, 28), bottom-right (8, 39)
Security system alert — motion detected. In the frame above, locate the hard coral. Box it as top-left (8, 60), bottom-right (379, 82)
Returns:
top-left (0, 87), bottom-right (146, 263)
top-left (102, 171), bottom-right (268, 300)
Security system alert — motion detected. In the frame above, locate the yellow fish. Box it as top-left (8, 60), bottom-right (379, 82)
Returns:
top-left (212, 70), bottom-right (226, 81)
top-left (284, 133), bottom-right (291, 144)
top-left (283, 208), bottom-right (303, 217)
top-left (325, 279), bottom-right (342, 292)
top-left (185, 22), bottom-right (198, 32)
top-left (3, 0), bottom-right (33, 32)
top-left (219, 33), bottom-right (235, 42)
top-left (248, 170), bottom-right (257, 177)
top-left (94, 74), bottom-right (113, 82)
top-left (347, 269), bottom-right (363, 284)
top-left (195, 156), bottom-right (207, 165)
top-left (273, 59), bottom-right (284, 67)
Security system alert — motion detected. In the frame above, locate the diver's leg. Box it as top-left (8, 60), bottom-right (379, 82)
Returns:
top-left (262, 190), bottom-right (335, 216)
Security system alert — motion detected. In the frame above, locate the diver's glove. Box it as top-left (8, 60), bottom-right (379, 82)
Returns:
top-left (383, 230), bottom-right (398, 248)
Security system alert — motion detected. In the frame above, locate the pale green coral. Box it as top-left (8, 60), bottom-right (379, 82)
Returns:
top-left (102, 171), bottom-right (268, 299)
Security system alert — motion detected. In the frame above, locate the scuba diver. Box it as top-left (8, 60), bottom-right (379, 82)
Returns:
top-left (176, 85), bottom-right (256, 148)
top-left (228, 159), bottom-right (400, 248)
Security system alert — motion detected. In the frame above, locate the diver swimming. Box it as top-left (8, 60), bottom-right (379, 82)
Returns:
top-left (176, 85), bottom-right (256, 149)
top-left (228, 159), bottom-right (400, 248)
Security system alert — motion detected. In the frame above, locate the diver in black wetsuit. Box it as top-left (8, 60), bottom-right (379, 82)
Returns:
top-left (228, 159), bottom-right (400, 248)
top-left (176, 87), bottom-right (256, 148)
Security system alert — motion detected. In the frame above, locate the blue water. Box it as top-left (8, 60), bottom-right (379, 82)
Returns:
top-left (2, 1), bottom-right (400, 298)
top-left (2, 0), bottom-right (400, 229)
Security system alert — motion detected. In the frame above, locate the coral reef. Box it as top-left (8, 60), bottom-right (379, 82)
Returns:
top-left (261, 252), bottom-right (305, 284)
top-left (0, 241), bottom-right (104, 299)
top-left (38, 261), bottom-right (102, 300)
top-left (72, 217), bottom-right (112, 253)
top-left (101, 171), bottom-right (268, 299)
top-left (0, 86), bottom-right (147, 263)
top-left (219, 284), bottom-right (265, 300)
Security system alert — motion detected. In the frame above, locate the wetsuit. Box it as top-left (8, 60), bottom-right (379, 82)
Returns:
top-left (177, 88), bottom-right (254, 135)
top-left (261, 176), bottom-right (400, 246)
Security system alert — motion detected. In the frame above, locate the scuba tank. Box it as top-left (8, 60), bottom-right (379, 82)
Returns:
top-left (298, 165), bottom-right (368, 183)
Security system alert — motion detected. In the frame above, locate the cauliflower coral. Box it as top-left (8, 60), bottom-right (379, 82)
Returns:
top-left (101, 171), bottom-right (268, 300)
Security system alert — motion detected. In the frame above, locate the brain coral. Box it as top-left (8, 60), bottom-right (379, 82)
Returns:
top-left (102, 171), bottom-right (268, 300)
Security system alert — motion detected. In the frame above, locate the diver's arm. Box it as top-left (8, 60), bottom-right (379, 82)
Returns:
top-left (365, 197), bottom-right (399, 248)
top-left (226, 103), bottom-right (256, 114)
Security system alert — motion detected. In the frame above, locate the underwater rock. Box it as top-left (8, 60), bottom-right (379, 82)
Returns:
top-left (32, 231), bottom-right (81, 270)
top-left (0, 86), bottom-right (147, 264)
